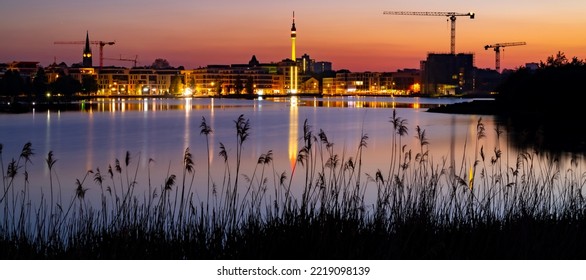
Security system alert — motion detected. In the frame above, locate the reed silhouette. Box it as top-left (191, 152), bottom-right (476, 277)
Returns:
top-left (1, 111), bottom-right (586, 259)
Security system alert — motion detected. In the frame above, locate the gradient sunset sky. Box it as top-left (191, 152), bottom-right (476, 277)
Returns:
top-left (1, 0), bottom-right (585, 72)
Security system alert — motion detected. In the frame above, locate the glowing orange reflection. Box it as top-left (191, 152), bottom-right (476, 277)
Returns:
top-left (289, 97), bottom-right (299, 170)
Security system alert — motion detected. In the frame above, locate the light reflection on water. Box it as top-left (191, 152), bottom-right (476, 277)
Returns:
top-left (1, 96), bottom-right (577, 207)
top-left (73, 96), bottom-right (487, 112)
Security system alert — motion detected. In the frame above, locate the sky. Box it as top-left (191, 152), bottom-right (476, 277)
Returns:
top-left (1, 0), bottom-right (585, 72)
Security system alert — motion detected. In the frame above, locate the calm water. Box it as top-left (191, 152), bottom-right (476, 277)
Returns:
top-left (0, 96), bottom-right (564, 205)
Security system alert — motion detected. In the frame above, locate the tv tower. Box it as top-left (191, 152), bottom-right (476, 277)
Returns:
top-left (290, 11), bottom-right (298, 94)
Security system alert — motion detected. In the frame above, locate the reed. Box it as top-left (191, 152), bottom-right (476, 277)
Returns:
top-left (1, 111), bottom-right (586, 259)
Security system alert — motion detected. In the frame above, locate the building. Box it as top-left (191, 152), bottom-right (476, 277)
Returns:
top-left (190, 58), bottom-right (284, 96)
top-left (300, 77), bottom-right (320, 94)
top-left (298, 54), bottom-right (313, 74)
top-left (391, 69), bottom-right (421, 93)
top-left (327, 69), bottom-right (421, 95)
top-left (322, 77), bottom-right (335, 94)
top-left (98, 67), bottom-right (180, 95)
top-left (421, 53), bottom-right (474, 95)
top-left (313, 61), bottom-right (332, 74)
top-left (4, 61), bottom-right (40, 80)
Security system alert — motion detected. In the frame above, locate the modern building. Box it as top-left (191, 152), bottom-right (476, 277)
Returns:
top-left (189, 57), bottom-right (284, 95)
top-left (328, 69), bottom-right (421, 95)
top-left (298, 54), bottom-right (313, 74)
top-left (313, 61), bottom-right (332, 74)
top-left (420, 53), bottom-right (475, 95)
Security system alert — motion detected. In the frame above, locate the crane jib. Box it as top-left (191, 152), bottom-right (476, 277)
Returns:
top-left (382, 10), bottom-right (475, 54)
top-left (382, 11), bottom-right (474, 18)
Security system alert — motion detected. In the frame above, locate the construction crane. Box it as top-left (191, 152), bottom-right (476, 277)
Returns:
top-left (484, 42), bottom-right (526, 73)
top-left (54, 40), bottom-right (116, 69)
top-left (383, 11), bottom-right (475, 54)
top-left (104, 55), bottom-right (139, 68)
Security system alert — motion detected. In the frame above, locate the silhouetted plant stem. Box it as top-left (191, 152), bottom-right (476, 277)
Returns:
top-left (179, 147), bottom-right (194, 226)
top-left (3, 113), bottom-right (586, 259)
top-left (200, 116), bottom-right (213, 219)
top-left (232, 114), bottom-right (250, 228)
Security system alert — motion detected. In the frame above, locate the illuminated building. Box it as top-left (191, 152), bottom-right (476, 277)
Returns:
top-left (190, 56), bottom-right (284, 95)
top-left (329, 70), bottom-right (421, 95)
top-left (300, 77), bottom-right (320, 94)
top-left (94, 67), bottom-right (179, 95)
top-left (322, 77), bottom-right (335, 94)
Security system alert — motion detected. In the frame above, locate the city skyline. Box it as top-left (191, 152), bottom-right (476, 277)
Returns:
top-left (1, 0), bottom-right (585, 72)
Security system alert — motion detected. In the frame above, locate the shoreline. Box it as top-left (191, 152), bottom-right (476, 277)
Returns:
top-left (426, 99), bottom-right (501, 115)
top-left (1, 92), bottom-right (494, 114)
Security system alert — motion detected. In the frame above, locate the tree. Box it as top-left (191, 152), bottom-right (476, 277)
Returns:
top-left (81, 75), bottom-right (98, 95)
top-left (32, 67), bottom-right (48, 100)
top-left (245, 77), bottom-right (254, 95)
top-left (540, 51), bottom-right (568, 68)
top-left (495, 53), bottom-right (586, 153)
top-left (234, 75), bottom-right (244, 94)
top-left (497, 53), bottom-right (586, 116)
top-left (215, 81), bottom-right (223, 95)
top-left (51, 72), bottom-right (81, 100)
top-left (539, 51), bottom-right (584, 68)
top-left (169, 74), bottom-right (183, 94)
top-left (0, 69), bottom-right (24, 99)
top-left (151, 58), bottom-right (171, 69)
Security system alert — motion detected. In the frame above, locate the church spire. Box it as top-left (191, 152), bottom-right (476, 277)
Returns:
top-left (82, 31), bottom-right (93, 67)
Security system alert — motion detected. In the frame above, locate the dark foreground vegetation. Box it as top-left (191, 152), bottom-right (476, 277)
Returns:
top-left (2, 112), bottom-right (586, 260)
top-left (429, 52), bottom-right (586, 154)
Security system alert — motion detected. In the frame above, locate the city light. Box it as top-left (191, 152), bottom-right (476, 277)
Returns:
top-left (0, 13), bottom-right (455, 97)
top-left (411, 83), bottom-right (421, 93)
top-left (183, 88), bottom-right (193, 97)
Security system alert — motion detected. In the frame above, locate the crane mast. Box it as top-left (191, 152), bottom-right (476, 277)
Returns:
top-left (484, 42), bottom-right (526, 72)
top-left (383, 11), bottom-right (475, 54)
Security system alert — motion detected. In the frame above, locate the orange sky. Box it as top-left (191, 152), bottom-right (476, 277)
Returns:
top-left (1, 0), bottom-right (585, 72)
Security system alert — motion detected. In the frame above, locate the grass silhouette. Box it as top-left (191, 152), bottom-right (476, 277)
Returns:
top-left (1, 111), bottom-right (586, 259)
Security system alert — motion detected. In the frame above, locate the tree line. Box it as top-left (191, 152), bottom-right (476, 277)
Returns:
top-left (495, 51), bottom-right (586, 153)
top-left (0, 58), bottom-right (180, 102)
top-left (496, 51), bottom-right (585, 116)
top-left (0, 68), bottom-right (98, 102)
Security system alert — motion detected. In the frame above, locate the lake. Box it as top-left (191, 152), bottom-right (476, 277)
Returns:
top-left (0, 96), bottom-right (574, 207)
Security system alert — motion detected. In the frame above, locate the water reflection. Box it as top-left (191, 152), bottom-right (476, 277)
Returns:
top-left (3, 96), bottom-right (583, 210)
top-left (289, 97), bottom-right (299, 170)
top-left (499, 114), bottom-right (586, 154)
top-left (52, 97), bottom-right (485, 113)
top-left (71, 98), bottom-right (257, 112)
top-left (271, 97), bottom-right (427, 109)
top-left (184, 98), bottom-right (191, 153)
